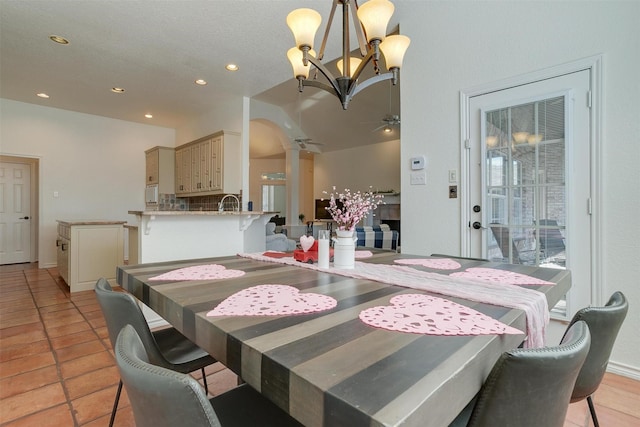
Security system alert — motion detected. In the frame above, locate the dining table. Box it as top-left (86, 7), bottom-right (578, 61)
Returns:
top-left (115, 251), bottom-right (570, 427)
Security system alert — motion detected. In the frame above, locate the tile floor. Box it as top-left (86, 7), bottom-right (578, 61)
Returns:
top-left (1, 263), bottom-right (639, 426)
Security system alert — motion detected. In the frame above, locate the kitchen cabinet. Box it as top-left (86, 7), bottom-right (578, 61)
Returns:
top-left (175, 130), bottom-right (241, 196)
top-left (175, 147), bottom-right (192, 195)
top-left (56, 220), bottom-right (125, 292)
top-left (145, 146), bottom-right (175, 194)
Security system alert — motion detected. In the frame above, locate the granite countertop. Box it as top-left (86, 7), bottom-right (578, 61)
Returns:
top-left (56, 220), bottom-right (127, 226)
top-left (128, 210), bottom-right (275, 216)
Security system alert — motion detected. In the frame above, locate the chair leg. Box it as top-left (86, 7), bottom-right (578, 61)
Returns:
top-left (587, 395), bottom-right (599, 427)
top-left (109, 380), bottom-right (123, 427)
top-left (201, 367), bottom-right (208, 394)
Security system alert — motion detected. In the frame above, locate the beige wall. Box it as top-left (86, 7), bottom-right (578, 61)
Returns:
top-left (0, 98), bottom-right (176, 267)
top-left (314, 139), bottom-right (401, 197)
top-left (399, 0), bottom-right (639, 375)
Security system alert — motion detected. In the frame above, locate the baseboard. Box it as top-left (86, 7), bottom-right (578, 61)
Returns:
top-left (40, 262), bottom-right (57, 269)
top-left (607, 361), bottom-right (640, 381)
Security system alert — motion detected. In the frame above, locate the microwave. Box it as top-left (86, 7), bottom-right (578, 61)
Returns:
top-left (145, 184), bottom-right (158, 205)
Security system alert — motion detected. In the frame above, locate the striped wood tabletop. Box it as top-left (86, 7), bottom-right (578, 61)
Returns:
top-left (116, 252), bottom-right (570, 427)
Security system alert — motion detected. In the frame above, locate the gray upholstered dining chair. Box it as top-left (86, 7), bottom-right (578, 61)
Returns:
top-left (115, 324), bottom-right (302, 427)
top-left (449, 320), bottom-right (591, 427)
top-left (561, 291), bottom-right (628, 427)
top-left (95, 278), bottom-right (217, 427)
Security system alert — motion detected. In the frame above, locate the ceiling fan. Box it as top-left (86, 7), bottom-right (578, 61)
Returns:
top-left (293, 137), bottom-right (324, 149)
top-left (372, 114), bottom-right (401, 133)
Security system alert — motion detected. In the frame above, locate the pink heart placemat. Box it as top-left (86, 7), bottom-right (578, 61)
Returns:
top-left (148, 264), bottom-right (245, 281)
top-left (359, 294), bottom-right (523, 336)
top-left (207, 284), bottom-right (337, 316)
top-left (354, 250), bottom-right (373, 259)
top-left (394, 258), bottom-right (462, 270)
top-left (450, 267), bottom-right (554, 286)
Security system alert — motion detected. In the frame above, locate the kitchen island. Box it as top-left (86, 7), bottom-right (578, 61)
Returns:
top-left (56, 220), bottom-right (125, 292)
top-left (128, 210), bottom-right (276, 264)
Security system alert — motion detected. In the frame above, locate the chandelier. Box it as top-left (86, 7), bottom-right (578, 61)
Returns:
top-left (286, 0), bottom-right (410, 110)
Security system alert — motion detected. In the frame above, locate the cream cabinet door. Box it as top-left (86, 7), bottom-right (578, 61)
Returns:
top-left (145, 149), bottom-right (159, 184)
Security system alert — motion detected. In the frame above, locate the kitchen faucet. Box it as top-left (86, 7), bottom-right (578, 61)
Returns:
top-left (218, 194), bottom-right (240, 212)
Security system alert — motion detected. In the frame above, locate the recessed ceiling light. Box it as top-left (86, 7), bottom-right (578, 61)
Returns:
top-left (36, 93), bottom-right (50, 98)
top-left (195, 79), bottom-right (207, 85)
top-left (111, 87), bottom-right (125, 93)
top-left (225, 64), bottom-right (239, 71)
top-left (145, 114), bottom-right (153, 119)
top-left (49, 35), bottom-right (69, 45)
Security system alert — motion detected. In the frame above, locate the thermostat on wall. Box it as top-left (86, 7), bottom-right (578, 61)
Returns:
top-left (410, 155), bottom-right (425, 170)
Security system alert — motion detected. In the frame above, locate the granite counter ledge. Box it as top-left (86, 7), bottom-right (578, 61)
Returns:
top-left (57, 219), bottom-right (127, 226)
top-left (127, 210), bottom-right (276, 216)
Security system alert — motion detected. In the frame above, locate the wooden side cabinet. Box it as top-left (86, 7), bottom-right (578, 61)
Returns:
top-left (56, 221), bottom-right (125, 292)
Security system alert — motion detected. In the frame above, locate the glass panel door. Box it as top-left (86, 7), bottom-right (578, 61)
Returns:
top-left (484, 96), bottom-right (567, 269)
top-left (468, 69), bottom-right (592, 319)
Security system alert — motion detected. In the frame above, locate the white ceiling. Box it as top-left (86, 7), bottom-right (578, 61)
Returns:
top-left (0, 0), bottom-right (404, 157)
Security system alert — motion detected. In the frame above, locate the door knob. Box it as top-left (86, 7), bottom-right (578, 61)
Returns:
top-left (472, 221), bottom-right (482, 230)
top-left (20, 216), bottom-right (30, 220)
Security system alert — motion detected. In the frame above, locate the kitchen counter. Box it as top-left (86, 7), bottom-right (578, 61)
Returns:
top-left (127, 210), bottom-right (276, 264)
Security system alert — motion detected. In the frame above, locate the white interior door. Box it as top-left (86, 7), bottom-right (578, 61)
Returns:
top-left (0, 161), bottom-right (32, 264)
top-left (467, 70), bottom-right (591, 318)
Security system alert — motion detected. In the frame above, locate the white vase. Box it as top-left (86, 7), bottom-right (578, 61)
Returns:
top-left (332, 229), bottom-right (357, 269)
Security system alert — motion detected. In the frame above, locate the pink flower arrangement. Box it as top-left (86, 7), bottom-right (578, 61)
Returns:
top-left (323, 187), bottom-right (384, 231)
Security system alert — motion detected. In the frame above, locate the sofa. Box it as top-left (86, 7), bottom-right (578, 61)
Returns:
top-left (265, 222), bottom-right (297, 252)
top-left (355, 224), bottom-right (399, 251)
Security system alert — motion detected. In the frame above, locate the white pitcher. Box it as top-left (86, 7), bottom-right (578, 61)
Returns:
top-left (332, 229), bottom-right (357, 269)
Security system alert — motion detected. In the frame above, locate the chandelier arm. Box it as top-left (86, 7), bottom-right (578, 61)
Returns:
top-left (347, 46), bottom-right (375, 89)
top-left (342, 0), bottom-right (351, 77)
top-left (318, 0), bottom-right (340, 61)
top-left (348, 72), bottom-right (395, 99)
top-left (301, 79), bottom-right (341, 99)
top-left (305, 54), bottom-right (342, 96)
top-left (348, 0), bottom-right (368, 56)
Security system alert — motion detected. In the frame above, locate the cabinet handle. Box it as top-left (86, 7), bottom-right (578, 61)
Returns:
top-left (56, 239), bottom-right (61, 247)
top-left (61, 243), bottom-right (68, 251)
top-left (149, 176), bottom-right (152, 181)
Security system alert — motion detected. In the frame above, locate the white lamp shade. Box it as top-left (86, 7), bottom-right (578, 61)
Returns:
top-left (512, 132), bottom-right (529, 144)
top-left (379, 34), bottom-right (410, 69)
top-left (357, 0), bottom-right (394, 42)
top-left (336, 57), bottom-right (363, 78)
top-left (287, 47), bottom-right (316, 79)
top-left (287, 8), bottom-right (322, 49)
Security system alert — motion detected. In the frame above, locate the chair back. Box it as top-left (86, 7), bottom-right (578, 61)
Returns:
top-left (489, 225), bottom-right (522, 264)
top-left (562, 291), bottom-right (628, 402)
top-left (94, 278), bottom-right (168, 367)
top-left (467, 321), bottom-right (591, 427)
top-left (536, 219), bottom-right (566, 258)
top-left (115, 325), bottom-right (220, 427)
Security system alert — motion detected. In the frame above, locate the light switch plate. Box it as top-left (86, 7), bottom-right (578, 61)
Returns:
top-left (410, 172), bottom-right (426, 185)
